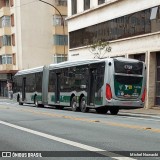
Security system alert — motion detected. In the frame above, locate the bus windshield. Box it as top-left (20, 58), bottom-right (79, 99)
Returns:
top-left (114, 59), bottom-right (143, 75)
top-left (114, 59), bottom-right (144, 99)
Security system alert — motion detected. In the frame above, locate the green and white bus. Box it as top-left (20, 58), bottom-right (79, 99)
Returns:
top-left (13, 57), bottom-right (146, 115)
top-left (13, 66), bottom-right (49, 107)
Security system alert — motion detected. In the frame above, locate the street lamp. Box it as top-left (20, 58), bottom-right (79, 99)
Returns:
top-left (39, 0), bottom-right (66, 60)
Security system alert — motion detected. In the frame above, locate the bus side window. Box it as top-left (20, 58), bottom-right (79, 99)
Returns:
top-left (35, 72), bottom-right (42, 92)
top-left (48, 71), bottom-right (56, 92)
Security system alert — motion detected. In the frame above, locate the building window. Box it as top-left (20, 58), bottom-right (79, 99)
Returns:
top-left (84, 0), bottom-right (90, 10)
top-left (158, 6), bottom-right (160, 19)
top-left (71, 0), bottom-right (77, 15)
top-left (150, 7), bottom-right (158, 20)
top-left (134, 54), bottom-right (145, 62)
top-left (69, 6), bottom-right (160, 49)
top-left (98, 0), bottom-right (105, 5)
top-left (55, 0), bottom-right (67, 6)
top-left (0, 54), bottom-right (12, 64)
top-left (0, 0), bottom-right (9, 8)
top-left (53, 15), bottom-right (67, 26)
top-left (0, 35), bottom-right (11, 46)
top-left (53, 35), bottom-right (68, 45)
top-left (6, 0), bottom-right (9, 6)
top-left (53, 54), bottom-right (67, 63)
top-left (0, 16), bottom-right (11, 28)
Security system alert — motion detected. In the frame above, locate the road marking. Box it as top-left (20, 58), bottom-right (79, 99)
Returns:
top-left (17, 108), bottom-right (160, 133)
top-left (1, 105), bottom-right (160, 133)
top-left (119, 114), bottom-right (160, 122)
top-left (119, 112), bottom-right (160, 119)
top-left (0, 120), bottom-right (136, 160)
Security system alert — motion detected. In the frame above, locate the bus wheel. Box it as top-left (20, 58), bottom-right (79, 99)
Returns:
top-left (19, 101), bottom-right (23, 105)
top-left (17, 95), bottom-right (20, 102)
top-left (55, 106), bottom-right (64, 110)
top-left (80, 97), bottom-right (89, 113)
top-left (109, 107), bottom-right (119, 115)
top-left (18, 96), bottom-right (23, 105)
top-left (96, 107), bottom-right (108, 114)
top-left (71, 96), bottom-right (79, 112)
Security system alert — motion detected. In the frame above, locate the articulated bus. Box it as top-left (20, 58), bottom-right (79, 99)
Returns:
top-left (13, 57), bottom-right (146, 115)
top-left (13, 66), bottom-right (49, 107)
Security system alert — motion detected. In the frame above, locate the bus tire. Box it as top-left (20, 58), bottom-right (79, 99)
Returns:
top-left (19, 101), bottom-right (23, 105)
top-left (109, 107), bottom-right (119, 115)
top-left (71, 96), bottom-right (78, 112)
top-left (18, 96), bottom-right (23, 105)
top-left (55, 106), bottom-right (64, 110)
top-left (96, 107), bottom-right (108, 114)
top-left (17, 95), bottom-right (20, 102)
top-left (80, 97), bottom-right (89, 113)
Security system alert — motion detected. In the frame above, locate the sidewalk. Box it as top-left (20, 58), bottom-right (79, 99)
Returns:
top-left (120, 107), bottom-right (160, 116)
top-left (1, 97), bottom-right (160, 116)
top-left (0, 97), bottom-right (15, 103)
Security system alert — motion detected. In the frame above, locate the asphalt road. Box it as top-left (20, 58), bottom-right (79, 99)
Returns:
top-left (0, 101), bottom-right (160, 160)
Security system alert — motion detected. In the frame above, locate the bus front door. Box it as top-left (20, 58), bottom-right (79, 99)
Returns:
top-left (88, 69), bottom-right (96, 106)
top-left (55, 73), bottom-right (60, 103)
top-left (22, 77), bottom-right (26, 101)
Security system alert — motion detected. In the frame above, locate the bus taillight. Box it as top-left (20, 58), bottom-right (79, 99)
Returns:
top-left (141, 88), bottom-right (146, 102)
top-left (106, 84), bottom-right (112, 100)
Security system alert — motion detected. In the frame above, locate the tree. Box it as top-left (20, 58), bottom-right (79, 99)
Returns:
top-left (87, 40), bottom-right (112, 59)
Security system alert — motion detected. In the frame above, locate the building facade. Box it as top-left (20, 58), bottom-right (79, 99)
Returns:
top-left (67, 0), bottom-right (160, 109)
top-left (0, 0), bottom-right (68, 97)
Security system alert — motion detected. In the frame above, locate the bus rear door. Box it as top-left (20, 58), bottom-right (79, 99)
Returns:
top-left (22, 77), bottom-right (26, 101)
top-left (55, 73), bottom-right (60, 103)
top-left (88, 68), bottom-right (97, 106)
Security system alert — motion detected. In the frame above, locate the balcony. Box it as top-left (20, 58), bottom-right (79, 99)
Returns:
top-left (0, 27), bottom-right (11, 36)
top-left (0, 7), bottom-right (10, 17)
top-left (53, 45), bottom-right (68, 54)
top-left (0, 46), bottom-right (12, 54)
top-left (0, 64), bottom-right (14, 71)
top-left (53, 25), bottom-right (68, 35)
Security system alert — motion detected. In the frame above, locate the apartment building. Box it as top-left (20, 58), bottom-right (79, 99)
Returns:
top-left (0, 0), bottom-right (68, 97)
top-left (67, 0), bottom-right (160, 109)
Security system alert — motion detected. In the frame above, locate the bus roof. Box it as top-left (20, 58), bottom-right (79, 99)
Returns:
top-left (49, 57), bottom-right (142, 70)
top-left (49, 59), bottom-right (105, 70)
top-left (15, 66), bottom-right (44, 76)
top-left (14, 58), bottom-right (143, 76)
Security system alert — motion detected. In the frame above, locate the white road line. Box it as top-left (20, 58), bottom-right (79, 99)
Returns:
top-left (119, 115), bottom-right (160, 122)
top-left (0, 120), bottom-right (136, 160)
top-left (119, 113), bottom-right (160, 119)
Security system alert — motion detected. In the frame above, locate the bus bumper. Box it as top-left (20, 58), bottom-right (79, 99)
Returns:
top-left (105, 99), bottom-right (144, 109)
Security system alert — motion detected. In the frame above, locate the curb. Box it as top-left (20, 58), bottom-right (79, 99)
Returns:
top-left (1, 98), bottom-right (160, 116)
